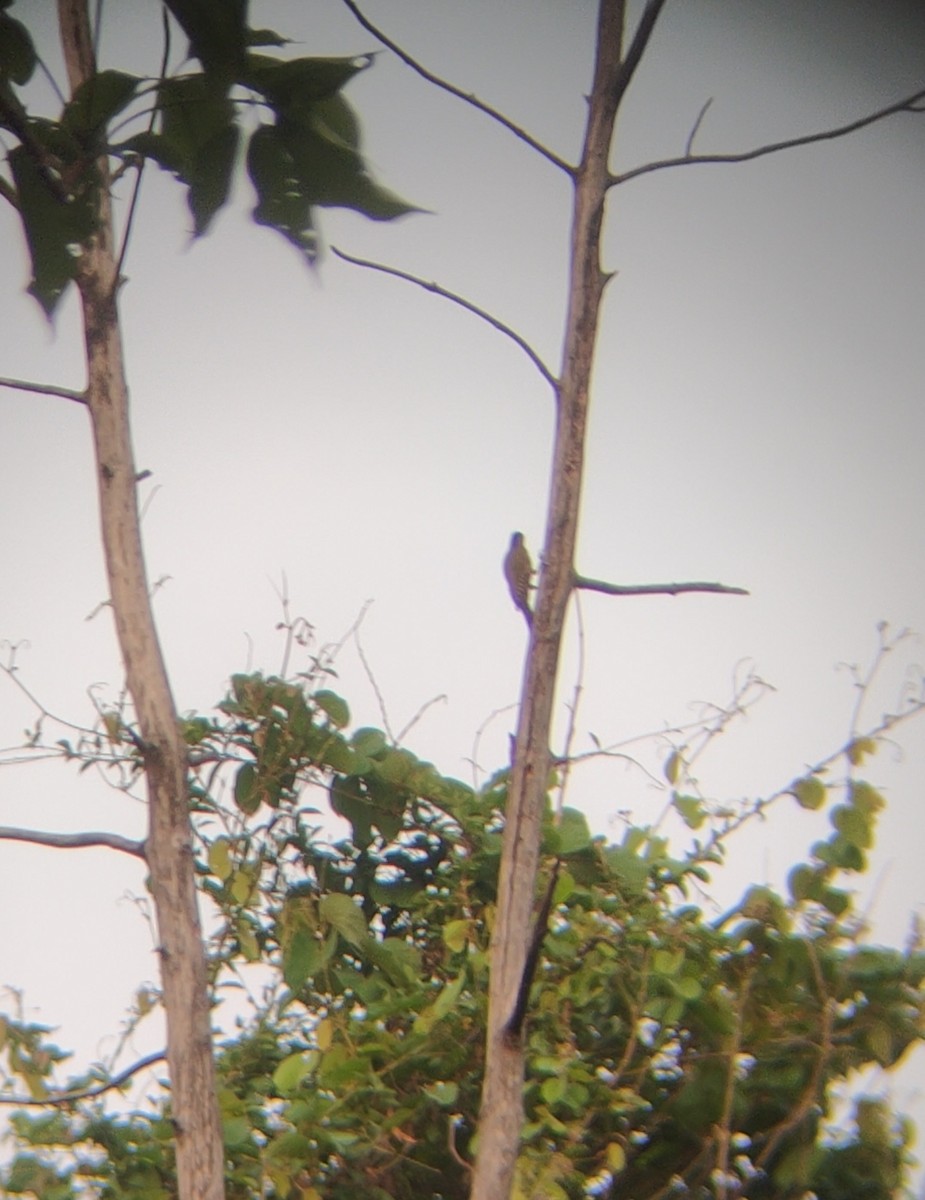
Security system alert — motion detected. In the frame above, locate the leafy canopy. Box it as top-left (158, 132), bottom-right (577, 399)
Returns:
top-left (1, 665), bottom-right (922, 1200)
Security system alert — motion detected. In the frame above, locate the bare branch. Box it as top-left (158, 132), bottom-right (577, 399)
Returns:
top-left (331, 245), bottom-right (559, 391)
top-left (0, 375), bottom-right (87, 404)
top-left (612, 0), bottom-right (668, 114)
top-left (0, 824), bottom-right (145, 859)
top-left (338, 0), bottom-right (574, 175)
top-left (611, 88), bottom-right (925, 187)
top-left (0, 1050), bottom-right (166, 1107)
top-left (574, 573), bottom-right (749, 597)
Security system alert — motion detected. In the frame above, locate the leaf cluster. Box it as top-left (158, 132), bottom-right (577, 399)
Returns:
top-left (0, 2), bottom-right (416, 314)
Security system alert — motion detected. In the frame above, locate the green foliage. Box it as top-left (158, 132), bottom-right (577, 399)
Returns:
top-left (0, 4), bottom-right (417, 314)
top-left (1, 671), bottom-right (922, 1200)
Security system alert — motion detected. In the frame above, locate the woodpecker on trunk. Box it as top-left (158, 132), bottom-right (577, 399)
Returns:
top-left (503, 532), bottom-right (534, 626)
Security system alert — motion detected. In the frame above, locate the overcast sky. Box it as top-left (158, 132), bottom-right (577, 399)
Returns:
top-left (1, 0), bottom-right (924, 1181)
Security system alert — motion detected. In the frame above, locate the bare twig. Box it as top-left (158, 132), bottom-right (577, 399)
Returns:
top-left (0, 375), bottom-right (87, 404)
top-left (338, 0), bottom-right (574, 175)
top-left (0, 1049), bottom-right (166, 1107)
top-left (0, 660), bottom-right (99, 737)
top-left (685, 96), bottom-right (714, 156)
top-left (112, 7), bottom-right (171, 291)
top-left (331, 246), bottom-right (559, 391)
top-left (610, 87), bottom-right (925, 187)
top-left (354, 624), bottom-right (396, 744)
top-left (573, 572), bottom-right (749, 597)
top-left (555, 591), bottom-right (585, 817)
top-left (0, 825), bottom-right (145, 859)
top-left (467, 702), bottom-right (519, 789)
top-left (395, 694), bottom-right (448, 746)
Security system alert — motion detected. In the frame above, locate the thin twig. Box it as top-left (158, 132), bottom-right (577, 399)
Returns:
top-left (685, 96), bottom-right (714, 156)
top-left (395, 693), bottom-right (448, 747)
top-left (554, 591), bottom-right (585, 817)
top-left (573, 573), bottom-right (749, 597)
top-left (354, 624), bottom-right (395, 744)
top-left (331, 246), bottom-right (559, 391)
top-left (0, 660), bottom-right (98, 736)
top-left (0, 1050), bottom-right (166, 1107)
top-left (338, 0), bottom-right (574, 175)
top-left (610, 88), bottom-right (925, 187)
top-left (0, 376), bottom-right (87, 404)
top-left (112, 8), bottom-right (171, 292)
top-left (0, 825), bottom-right (145, 859)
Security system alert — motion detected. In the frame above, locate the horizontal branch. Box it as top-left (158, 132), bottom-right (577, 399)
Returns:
top-left (0, 825), bottom-right (145, 859)
top-left (338, 0), bottom-right (574, 175)
top-left (610, 87), bottom-right (925, 187)
top-left (0, 1050), bottom-right (166, 1107)
top-left (0, 375), bottom-right (87, 404)
top-left (574, 573), bottom-right (749, 597)
top-left (331, 245), bottom-right (559, 390)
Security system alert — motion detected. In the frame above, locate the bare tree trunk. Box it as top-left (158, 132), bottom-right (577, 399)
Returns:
top-left (470, 3), bottom-right (663, 1197)
top-left (56, 4), bottom-right (225, 1198)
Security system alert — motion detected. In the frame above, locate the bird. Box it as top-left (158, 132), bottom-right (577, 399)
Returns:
top-left (503, 532), bottom-right (534, 626)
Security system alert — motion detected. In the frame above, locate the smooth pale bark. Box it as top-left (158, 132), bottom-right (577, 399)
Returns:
top-left (469, 4), bottom-right (664, 1198)
top-left (56, 4), bottom-right (225, 1198)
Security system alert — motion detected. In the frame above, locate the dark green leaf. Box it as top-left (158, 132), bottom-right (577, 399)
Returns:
top-left (243, 53), bottom-right (370, 114)
top-left (61, 70), bottom-right (140, 148)
top-left (8, 142), bottom-right (97, 315)
top-left (246, 121), bottom-right (317, 261)
top-left (0, 12), bottom-right (36, 86)
top-left (163, 0), bottom-right (248, 85)
top-left (246, 28), bottom-right (291, 48)
top-left (150, 75), bottom-right (239, 235)
top-left (233, 761), bottom-right (259, 814)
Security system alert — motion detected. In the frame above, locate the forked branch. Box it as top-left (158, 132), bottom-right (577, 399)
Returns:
top-left (611, 87), bottom-right (925, 187)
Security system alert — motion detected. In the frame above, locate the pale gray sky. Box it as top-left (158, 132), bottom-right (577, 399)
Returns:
top-left (1, 0), bottom-right (924, 1179)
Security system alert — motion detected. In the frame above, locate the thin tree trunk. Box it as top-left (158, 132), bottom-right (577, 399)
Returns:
top-left (56, 4), bottom-right (225, 1198)
top-left (470, 3), bottom-right (662, 1197)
